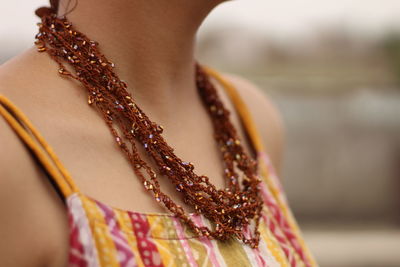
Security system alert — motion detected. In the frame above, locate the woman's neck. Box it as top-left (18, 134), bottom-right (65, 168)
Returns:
top-left (57, 0), bottom-right (224, 107)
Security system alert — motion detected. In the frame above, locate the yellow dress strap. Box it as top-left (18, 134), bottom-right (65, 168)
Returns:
top-left (202, 65), bottom-right (279, 198)
top-left (202, 65), bottom-right (281, 209)
top-left (0, 95), bottom-right (80, 198)
top-left (203, 67), bottom-right (320, 267)
top-left (202, 65), bottom-right (267, 154)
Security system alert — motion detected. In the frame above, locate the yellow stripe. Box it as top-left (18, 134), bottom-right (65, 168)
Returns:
top-left (259, 217), bottom-right (290, 267)
top-left (147, 215), bottom-right (193, 266)
top-left (278, 203), bottom-right (319, 266)
top-left (147, 238), bottom-right (178, 266)
top-left (215, 237), bottom-right (252, 267)
top-left (263, 204), bottom-right (310, 266)
top-left (186, 238), bottom-right (213, 267)
top-left (113, 210), bottom-right (145, 267)
top-left (80, 195), bottom-right (121, 266)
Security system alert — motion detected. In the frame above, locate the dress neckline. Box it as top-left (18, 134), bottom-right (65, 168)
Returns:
top-left (73, 151), bottom-right (263, 218)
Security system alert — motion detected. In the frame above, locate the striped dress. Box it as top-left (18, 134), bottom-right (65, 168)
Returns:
top-left (0, 66), bottom-right (318, 267)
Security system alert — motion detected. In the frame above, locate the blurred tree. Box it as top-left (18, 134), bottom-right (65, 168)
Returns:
top-left (382, 32), bottom-right (400, 85)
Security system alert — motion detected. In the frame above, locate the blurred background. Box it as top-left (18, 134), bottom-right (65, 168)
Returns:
top-left (1, 1), bottom-right (400, 266)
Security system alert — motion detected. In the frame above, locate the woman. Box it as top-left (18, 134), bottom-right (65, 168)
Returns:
top-left (0, 0), bottom-right (318, 266)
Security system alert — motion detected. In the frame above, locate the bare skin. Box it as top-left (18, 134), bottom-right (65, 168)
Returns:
top-left (0, 0), bottom-right (285, 266)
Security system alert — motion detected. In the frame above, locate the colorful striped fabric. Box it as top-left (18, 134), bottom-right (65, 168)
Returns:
top-left (0, 65), bottom-right (318, 267)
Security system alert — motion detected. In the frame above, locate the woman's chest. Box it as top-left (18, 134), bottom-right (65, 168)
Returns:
top-left (61, 192), bottom-right (298, 267)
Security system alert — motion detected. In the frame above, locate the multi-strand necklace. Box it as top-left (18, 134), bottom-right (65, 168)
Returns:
top-left (34, 9), bottom-right (264, 248)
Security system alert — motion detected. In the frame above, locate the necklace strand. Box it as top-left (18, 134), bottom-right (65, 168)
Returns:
top-left (34, 9), bottom-right (264, 248)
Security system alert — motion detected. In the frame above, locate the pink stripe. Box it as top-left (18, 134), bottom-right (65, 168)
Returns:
top-left (258, 151), bottom-right (283, 191)
top-left (67, 193), bottom-right (100, 267)
top-left (95, 200), bottom-right (137, 267)
top-left (262, 209), bottom-right (296, 267)
top-left (172, 217), bottom-right (199, 267)
top-left (129, 212), bottom-right (164, 267)
top-left (254, 228), bottom-right (273, 267)
top-left (258, 152), bottom-right (311, 267)
top-left (192, 215), bottom-right (223, 267)
top-left (246, 226), bottom-right (267, 267)
top-left (290, 256), bottom-right (297, 267)
top-left (260, 185), bottom-right (308, 266)
top-left (67, 209), bottom-right (88, 267)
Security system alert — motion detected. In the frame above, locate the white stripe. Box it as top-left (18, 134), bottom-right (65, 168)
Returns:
top-left (67, 193), bottom-right (101, 267)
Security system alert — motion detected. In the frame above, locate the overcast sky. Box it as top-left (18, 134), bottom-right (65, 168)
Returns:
top-left (1, 0), bottom-right (400, 52)
top-left (206, 0), bottom-right (400, 37)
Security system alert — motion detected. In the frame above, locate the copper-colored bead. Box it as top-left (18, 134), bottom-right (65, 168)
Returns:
top-left (87, 95), bottom-right (94, 105)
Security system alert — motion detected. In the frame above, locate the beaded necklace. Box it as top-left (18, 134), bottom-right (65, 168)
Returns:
top-left (34, 7), bottom-right (264, 248)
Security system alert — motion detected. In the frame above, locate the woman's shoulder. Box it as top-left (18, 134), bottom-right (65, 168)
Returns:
top-left (0, 48), bottom-right (44, 172)
top-left (0, 49), bottom-right (39, 182)
top-left (0, 100), bottom-right (54, 267)
top-left (0, 50), bottom-right (70, 267)
top-left (0, 106), bottom-right (70, 267)
top-left (218, 72), bottom-right (285, 175)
